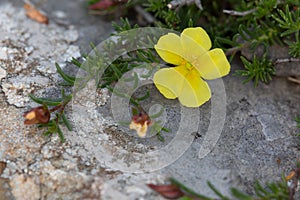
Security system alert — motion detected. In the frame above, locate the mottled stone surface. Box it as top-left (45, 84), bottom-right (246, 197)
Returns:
top-left (0, 67), bottom-right (6, 81)
top-left (0, 2), bottom-right (81, 107)
top-left (0, 0), bottom-right (299, 200)
top-left (163, 67), bottom-right (300, 195)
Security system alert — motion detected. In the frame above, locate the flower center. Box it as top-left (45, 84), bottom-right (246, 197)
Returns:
top-left (185, 62), bottom-right (193, 70)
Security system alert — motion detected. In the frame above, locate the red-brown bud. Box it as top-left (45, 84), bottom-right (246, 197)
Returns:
top-left (24, 106), bottom-right (50, 125)
top-left (147, 183), bottom-right (184, 199)
top-left (129, 109), bottom-right (151, 138)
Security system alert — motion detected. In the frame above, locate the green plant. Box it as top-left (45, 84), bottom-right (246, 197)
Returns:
top-left (272, 5), bottom-right (300, 58)
top-left (25, 64), bottom-right (74, 142)
top-left (22, 2), bottom-right (300, 198)
top-left (235, 56), bottom-right (275, 87)
top-left (149, 159), bottom-right (300, 199)
top-left (87, 0), bottom-right (300, 86)
top-left (225, 1), bottom-right (300, 85)
top-left (24, 0), bottom-right (300, 140)
top-left (153, 177), bottom-right (291, 200)
top-left (24, 29), bottom-right (167, 141)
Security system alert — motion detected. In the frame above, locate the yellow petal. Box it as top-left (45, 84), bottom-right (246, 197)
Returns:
top-left (178, 69), bottom-right (211, 107)
top-left (155, 84), bottom-right (177, 99)
top-left (153, 66), bottom-right (211, 107)
top-left (193, 48), bottom-right (230, 80)
top-left (24, 111), bottom-right (36, 120)
top-left (129, 121), bottom-right (148, 138)
top-left (182, 27), bottom-right (212, 51)
top-left (153, 66), bottom-right (186, 99)
top-left (180, 32), bottom-right (207, 63)
top-left (154, 33), bottom-right (185, 65)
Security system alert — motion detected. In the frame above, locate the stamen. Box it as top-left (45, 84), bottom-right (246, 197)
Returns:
top-left (185, 62), bottom-right (193, 70)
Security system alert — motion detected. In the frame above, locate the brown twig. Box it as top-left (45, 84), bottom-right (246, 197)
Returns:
top-left (275, 58), bottom-right (300, 64)
top-left (223, 8), bottom-right (257, 16)
top-left (225, 46), bottom-right (242, 56)
top-left (134, 5), bottom-right (155, 24)
top-left (48, 97), bottom-right (71, 116)
top-left (167, 0), bottom-right (203, 10)
top-left (288, 77), bottom-right (300, 84)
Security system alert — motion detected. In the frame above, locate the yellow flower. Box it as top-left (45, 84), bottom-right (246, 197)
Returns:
top-left (153, 27), bottom-right (230, 107)
top-left (129, 120), bottom-right (149, 138)
top-left (129, 109), bottom-right (151, 138)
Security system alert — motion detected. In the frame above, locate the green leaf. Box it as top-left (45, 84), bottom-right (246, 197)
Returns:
top-left (272, 5), bottom-right (300, 37)
top-left (135, 90), bottom-right (150, 102)
top-left (149, 105), bottom-right (164, 119)
top-left (109, 63), bottom-right (122, 79)
top-left (156, 132), bottom-right (165, 141)
top-left (170, 178), bottom-right (212, 200)
top-left (59, 82), bottom-right (74, 86)
top-left (71, 57), bottom-right (82, 68)
top-left (235, 56), bottom-right (275, 87)
top-left (231, 188), bottom-right (252, 200)
top-left (131, 107), bottom-right (139, 115)
top-left (55, 63), bottom-right (75, 85)
top-left (207, 181), bottom-right (230, 200)
top-left (161, 127), bottom-right (170, 132)
top-left (287, 38), bottom-right (300, 57)
top-left (254, 181), bottom-right (270, 197)
top-left (29, 93), bottom-right (62, 106)
top-left (43, 130), bottom-right (52, 136)
top-left (62, 112), bottom-right (72, 131)
top-left (215, 37), bottom-right (237, 47)
top-left (55, 122), bottom-right (65, 143)
top-left (178, 196), bottom-right (194, 200)
top-left (295, 117), bottom-right (300, 128)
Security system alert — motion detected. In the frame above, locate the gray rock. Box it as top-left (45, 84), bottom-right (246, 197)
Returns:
top-left (0, 0), bottom-right (299, 200)
top-left (10, 174), bottom-right (40, 200)
top-left (0, 1), bottom-right (81, 107)
top-left (0, 67), bottom-right (6, 80)
top-left (0, 47), bottom-right (8, 60)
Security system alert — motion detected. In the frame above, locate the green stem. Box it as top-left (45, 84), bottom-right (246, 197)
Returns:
top-left (170, 178), bottom-right (213, 200)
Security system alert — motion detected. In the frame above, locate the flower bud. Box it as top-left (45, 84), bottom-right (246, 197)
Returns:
top-left (24, 106), bottom-right (50, 125)
top-left (129, 110), bottom-right (151, 138)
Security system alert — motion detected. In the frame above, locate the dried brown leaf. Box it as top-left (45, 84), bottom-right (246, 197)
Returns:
top-left (24, 4), bottom-right (48, 25)
top-left (147, 183), bottom-right (184, 199)
top-left (89, 0), bottom-right (128, 10)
